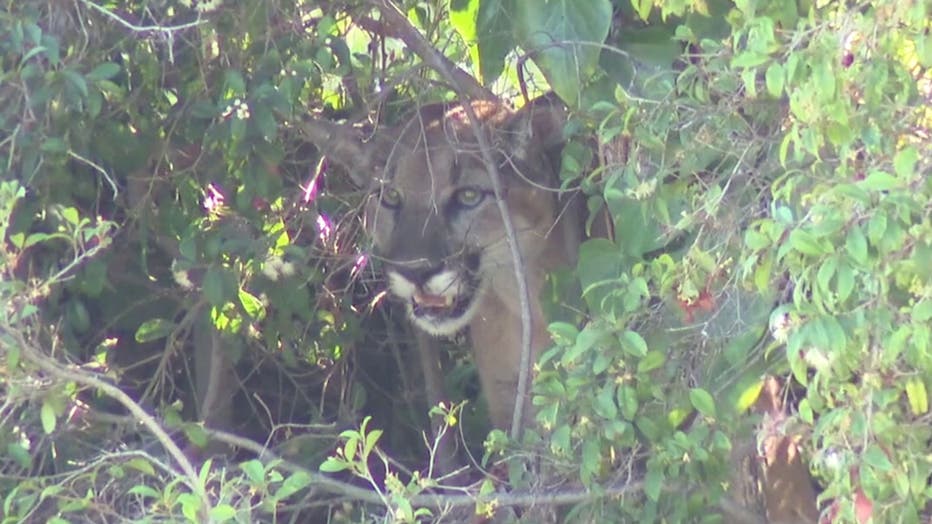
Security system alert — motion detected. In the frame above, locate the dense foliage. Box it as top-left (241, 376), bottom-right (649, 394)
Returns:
top-left (1, 0), bottom-right (929, 522)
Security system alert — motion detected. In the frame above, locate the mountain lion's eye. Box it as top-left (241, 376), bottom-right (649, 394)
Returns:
top-left (380, 187), bottom-right (402, 209)
top-left (452, 187), bottom-right (484, 208)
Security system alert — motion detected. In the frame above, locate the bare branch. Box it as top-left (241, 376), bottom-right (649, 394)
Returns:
top-left (372, 0), bottom-right (495, 101)
top-left (77, 0), bottom-right (206, 33)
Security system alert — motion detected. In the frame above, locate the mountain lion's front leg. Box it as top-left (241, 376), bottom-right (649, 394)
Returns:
top-left (469, 290), bottom-right (549, 431)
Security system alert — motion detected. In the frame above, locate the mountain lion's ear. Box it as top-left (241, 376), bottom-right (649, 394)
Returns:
top-left (505, 94), bottom-right (568, 160)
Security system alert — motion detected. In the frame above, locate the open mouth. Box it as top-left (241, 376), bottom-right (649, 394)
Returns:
top-left (386, 253), bottom-right (483, 335)
top-left (410, 288), bottom-right (473, 320)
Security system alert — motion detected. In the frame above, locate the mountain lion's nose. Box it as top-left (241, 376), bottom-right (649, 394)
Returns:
top-left (391, 260), bottom-right (444, 286)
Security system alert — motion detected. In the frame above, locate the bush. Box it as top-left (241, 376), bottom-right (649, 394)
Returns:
top-left (1, 0), bottom-right (929, 522)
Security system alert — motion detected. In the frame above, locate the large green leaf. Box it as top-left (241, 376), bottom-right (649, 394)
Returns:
top-left (450, 0), bottom-right (516, 84)
top-left (600, 26), bottom-right (679, 99)
top-left (513, 0), bottom-right (611, 104)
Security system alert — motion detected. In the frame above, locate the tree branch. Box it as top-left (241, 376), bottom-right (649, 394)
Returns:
top-left (11, 332), bottom-right (213, 520)
top-left (205, 428), bottom-right (645, 510)
top-left (372, 0), bottom-right (494, 101)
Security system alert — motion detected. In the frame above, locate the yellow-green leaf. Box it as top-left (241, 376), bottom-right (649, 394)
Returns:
top-left (41, 401), bottom-right (57, 434)
top-left (905, 378), bottom-right (928, 415)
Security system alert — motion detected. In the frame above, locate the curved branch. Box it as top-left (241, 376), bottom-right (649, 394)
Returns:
top-left (11, 332), bottom-right (213, 519)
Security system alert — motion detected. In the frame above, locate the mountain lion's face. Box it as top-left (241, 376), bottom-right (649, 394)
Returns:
top-left (365, 101), bottom-right (563, 336)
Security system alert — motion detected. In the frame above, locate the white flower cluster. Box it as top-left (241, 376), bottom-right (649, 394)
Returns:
top-left (177, 0), bottom-right (223, 13)
top-left (222, 98), bottom-right (250, 120)
top-left (173, 269), bottom-right (194, 290)
top-left (261, 256), bottom-right (295, 281)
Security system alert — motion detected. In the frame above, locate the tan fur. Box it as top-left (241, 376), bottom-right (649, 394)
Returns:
top-left (364, 99), bottom-right (583, 429)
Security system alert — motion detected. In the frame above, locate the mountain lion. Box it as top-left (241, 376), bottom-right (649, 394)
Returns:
top-left (363, 97), bottom-right (585, 430)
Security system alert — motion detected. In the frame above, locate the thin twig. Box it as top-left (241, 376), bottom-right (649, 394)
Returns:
top-left (77, 0), bottom-right (205, 33)
top-left (67, 150), bottom-right (119, 200)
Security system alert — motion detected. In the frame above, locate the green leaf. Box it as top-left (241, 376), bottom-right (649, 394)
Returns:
top-left (363, 429), bottom-right (382, 458)
top-left (835, 263), bottom-right (854, 304)
top-left (548, 321), bottom-right (579, 346)
top-left (644, 465), bottom-right (663, 501)
top-left (562, 323), bottom-right (608, 364)
top-left (254, 106), bottom-right (278, 140)
top-left (592, 351), bottom-right (611, 374)
top-left (637, 350), bottom-right (666, 373)
top-left (860, 171), bottom-right (901, 191)
top-left (9, 232), bottom-right (24, 248)
top-left (798, 398), bottom-right (814, 424)
top-left (632, 0), bottom-right (653, 20)
top-left (731, 52), bottom-right (769, 68)
top-left (789, 229), bottom-right (826, 256)
top-left (22, 45), bottom-right (48, 63)
top-left (845, 227), bottom-right (868, 266)
top-left (241, 459), bottom-right (266, 484)
top-left (134, 318), bottom-right (176, 343)
top-left (862, 445), bottom-right (894, 472)
top-left (62, 69), bottom-right (88, 98)
top-left (319, 457), bottom-right (349, 473)
top-left (744, 227), bottom-right (771, 250)
top-left (514, 0), bottom-right (612, 104)
top-left (617, 385), bottom-right (638, 420)
top-left (41, 137), bottom-right (68, 154)
top-left (619, 330), bottom-right (648, 357)
top-left (893, 147), bottom-right (918, 179)
top-left (905, 378), bottom-right (928, 415)
top-left (209, 504), bottom-right (236, 521)
top-left (87, 62), bottom-right (121, 81)
top-left (449, 0), bottom-right (479, 61)
top-left (223, 69), bottom-right (246, 96)
top-left (126, 458), bottom-right (156, 476)
top-left (735, 379), bottom-right (764, 412)
top-left (816, 257), bottom-right (837, 296)
top-left (550, 425), bottom-right (571, 454)
top-left (127, 485), bottom-right (161, 499)
top-left (61, 207), bottom-right (80, 225)
top-left (238, 289), bottom-right (266, 321)
top-left (594, 383), bottom-right (618, 419)
top-left (764, 62), bottom-right (784, 97)
top-left (689, 388), bottom-right (716, 418)
top-left (177, 492), bottom-right (201, 522)
top-left (183, 423), bottom-right (209, 448)
top-left (867, 214), bottom-right (887, 245)
top-left (41, 401), bottom-right (57, 434)
top-left (203, 267), bottom-right (227, 307)
top-left (914, 300), bottom-right (932, 322)
top-left (276, 471), bottom-right (312, 500)
top-left (580, 438), bottom-right (600, 485)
